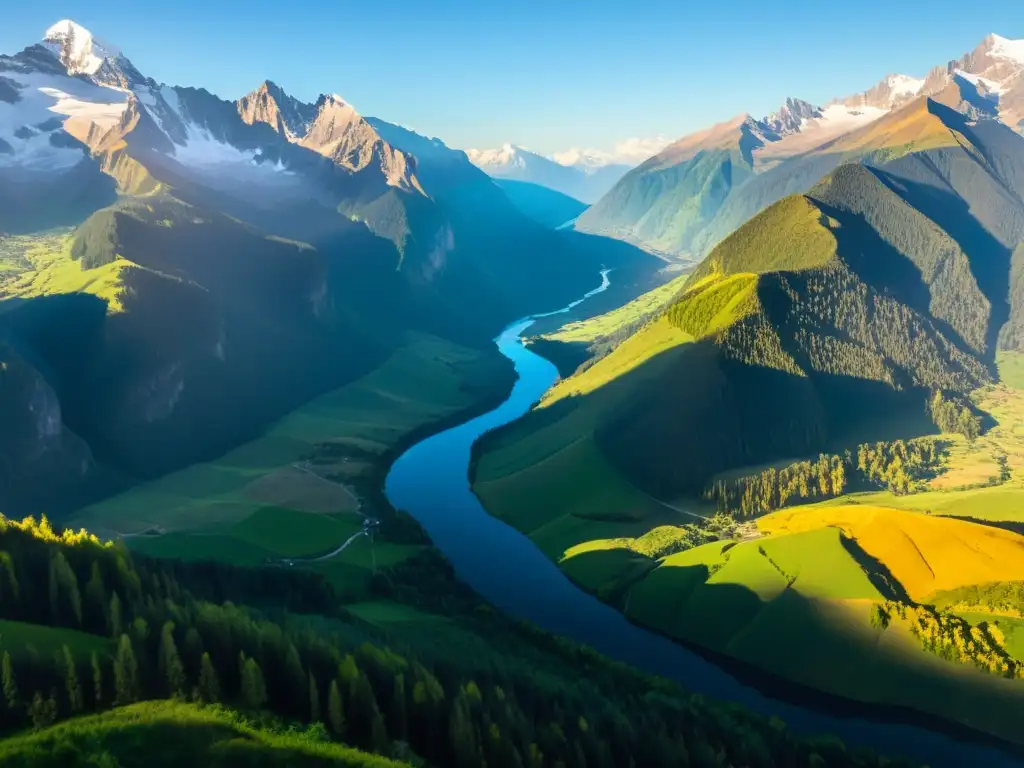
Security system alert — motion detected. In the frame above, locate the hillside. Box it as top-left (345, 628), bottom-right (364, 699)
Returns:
top-left (472, 107), bottom-right (1024, 740)
top-left (0, 701), bottom-right (407, 767)
top-left (480, 99), bottom-right (1024, 512)
top-left (0, 512), bottom-right (910, 768)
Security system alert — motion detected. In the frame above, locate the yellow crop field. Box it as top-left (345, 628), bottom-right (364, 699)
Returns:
top-left (759, 505), bottom-right (1024, 600)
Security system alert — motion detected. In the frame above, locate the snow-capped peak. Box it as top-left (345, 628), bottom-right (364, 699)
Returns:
top-left (43, 20), bottom-right (120, 76)
top-left (319, 93), bottom-right (355, 110)
top-left (551, 147), bottom-right (614, 169)
top-left (465, 143), bottom-right (523, 167)
top-left (882, 73), bottom-right (925, 98)
top-left (988, 34), bottom-right (1024, 65)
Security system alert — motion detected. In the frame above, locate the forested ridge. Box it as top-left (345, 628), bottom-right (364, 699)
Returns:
top-left (0, 514), bottom-right (911, 768)
top-left (595, 150), bottom-right (1020, 500)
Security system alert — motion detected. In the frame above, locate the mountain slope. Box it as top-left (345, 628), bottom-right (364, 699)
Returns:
top-left (478, 98), bottom-right (1024, 507)
top-left (0, 21), bottom-right (659, 515)
top-left (577, 32), bottom-right (1024, 261)
top-left (471, 129), bottom-right (1024, 741)
top-left (492, 179), bottom-right (587, 228)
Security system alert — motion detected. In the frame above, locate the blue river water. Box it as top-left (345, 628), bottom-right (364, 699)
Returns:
top-left (384, 271), bottom-right (1020, 768)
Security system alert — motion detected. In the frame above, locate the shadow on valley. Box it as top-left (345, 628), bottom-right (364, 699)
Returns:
top-left (839, 535), bottom-right (912, 603)
top-left (561, 550), bottom-right (1024, 756)
top-left (593, 340), bottom-right (938, 500)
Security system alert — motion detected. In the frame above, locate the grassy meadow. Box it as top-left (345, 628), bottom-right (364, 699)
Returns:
top-left (0, 619), bottom-right (112, 663)
top-left (543, 272), bottom-right (688, 344)
top-left (73, 332), bottom-right (510, 593)
top-left (0, 230), bottom-right (128, 311)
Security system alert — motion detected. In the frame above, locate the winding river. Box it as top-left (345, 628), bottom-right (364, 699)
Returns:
top-left (384, 271), bottom-right (1020, 768)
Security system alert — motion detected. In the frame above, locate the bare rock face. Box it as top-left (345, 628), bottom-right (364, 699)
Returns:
top-left (237, 84), bottom-right (424, 194)
top-left (761, 98), bottom-right (822, 135)
top-left (237, 80), bottom-right (316, 140)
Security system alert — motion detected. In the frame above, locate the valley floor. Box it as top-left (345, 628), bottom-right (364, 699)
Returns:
top-left (71, 332), bottom-right (514, 601)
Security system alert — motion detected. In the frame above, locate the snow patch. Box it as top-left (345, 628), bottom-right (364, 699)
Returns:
top-left (38, 86), bottom-right (128, 127)
top-left (885, 74), bottom-right (925, 98)
top-left (809, 103), bottom-right (887, 131)
top-left (170, 128), bottom-right (292, 176)
top-left (0, 70), bottom-right (128, 171)
top-left (990, 35), bottom-right (1024, 66)
top-left (955, 69), bottom-right (1006, 97)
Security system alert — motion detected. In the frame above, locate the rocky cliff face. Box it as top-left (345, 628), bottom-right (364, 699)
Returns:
top-left (761, 97), bottom-right (822, 135)
top-left (236, 80), bottom-right (316, 140)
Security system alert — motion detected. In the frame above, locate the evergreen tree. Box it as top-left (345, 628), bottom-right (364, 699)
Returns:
top-left (0, 551), bottom-right (19, 606)
top-left (391, 673), bottom-right (408, 741)
top-left (449, 691), bottom-right (482, 768)
top-left (48, 551), bottom-right (82, 625)
top-left (109, 592), bottom-right (123, 639)
top-left (113, 634), bottom-right (139, 705)
top-left (62, 645), bottom-right (83, 713)
top-left (27, 692), bottom-right (45, 730)
top-left (328, 679), bottom-right (345, 735)
top-left (183, 627), bottom-right (204, 671)
top-left (84, 562), bottom-right (107, 633)
top-left (197, 652), bottom-right (220, 704)
top-left (309, 670), bottom-right (321, 723)
top-left (284, 643), bottom-right (307, 710)
top-left (91, 652), bottom-right (103, 708)
top-left (241, 657), bottom-right (267, 711)
top-left (159, 621), bottom-right (187, 698)
top-left (2, 651), bottom-right (18, 712)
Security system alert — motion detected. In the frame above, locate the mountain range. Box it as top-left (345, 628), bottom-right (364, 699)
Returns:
top-left (0, 20), bottom-right (656, 515)
top-left (576, 33), bottom-right (1024, 260)
top-left (465, 143), bottom-right (630, 204)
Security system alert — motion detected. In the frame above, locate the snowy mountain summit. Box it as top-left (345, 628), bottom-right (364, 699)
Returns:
top-left (43, 20), bottom-right (118, 76)
top-left (41, 19), bottom-right (144, 88)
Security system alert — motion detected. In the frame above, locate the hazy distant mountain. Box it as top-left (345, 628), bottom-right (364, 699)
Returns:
top-left (577, 32), bottom-right (1024, 259)
top-left (465, 143), bottom-right (629, 203)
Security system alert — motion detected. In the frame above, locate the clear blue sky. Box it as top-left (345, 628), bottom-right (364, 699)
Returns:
top-left (3, 1), bottom-right (1023, 156)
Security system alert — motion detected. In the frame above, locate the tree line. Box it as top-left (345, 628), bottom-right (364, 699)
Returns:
top-left (0, 513), bottom-right (910, 768)
top-left (704, 439), bottom-right (945, 518)
top-left (872, 602), bottom-right (1022, 679)
top-left (928, 390), bottom-right (982, 441)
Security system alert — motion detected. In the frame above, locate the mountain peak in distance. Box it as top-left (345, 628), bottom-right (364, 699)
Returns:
top-left (43, 19), bottom-right (119, 75)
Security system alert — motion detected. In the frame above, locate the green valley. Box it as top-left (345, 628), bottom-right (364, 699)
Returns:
top-left (472, 94), bottom-right (1024, 751)
top-left (6, 15), bottom-right (1024, 768)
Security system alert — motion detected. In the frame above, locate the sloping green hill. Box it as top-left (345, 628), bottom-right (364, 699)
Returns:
top-left (482, 154), bottom-right (998, 509)
top-left (474, 99), bottom-right (1024, 747)
top-left (0, 701), bottom-right (407, 767)
top-left (0, 512), bottom-right (907, 768)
